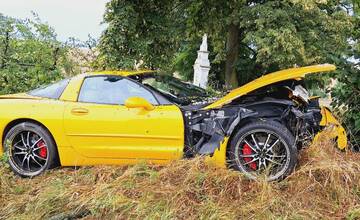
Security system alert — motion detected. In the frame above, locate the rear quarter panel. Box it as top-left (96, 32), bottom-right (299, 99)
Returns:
top-left (0, 99), bottom-right (68, 156)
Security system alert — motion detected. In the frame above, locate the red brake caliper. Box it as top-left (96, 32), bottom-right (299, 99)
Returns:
top-left (242, 144), bottom-right (257, 170)
top-left (37, 140), bottom-right (47, 158)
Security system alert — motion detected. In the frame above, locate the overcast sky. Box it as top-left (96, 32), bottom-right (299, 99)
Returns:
top-left (0, 0), bottom-right (109, 42)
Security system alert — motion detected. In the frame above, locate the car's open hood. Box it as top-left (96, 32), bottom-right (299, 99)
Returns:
top-left (204, 64), bottom-right (336, 109)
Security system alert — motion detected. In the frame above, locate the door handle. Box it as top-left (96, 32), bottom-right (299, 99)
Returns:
top-left (71, 108), bottom-right (89, 115)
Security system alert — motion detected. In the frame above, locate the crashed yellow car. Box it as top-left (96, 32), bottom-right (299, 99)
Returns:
top-left (0, 64), bottom-right (347, 180)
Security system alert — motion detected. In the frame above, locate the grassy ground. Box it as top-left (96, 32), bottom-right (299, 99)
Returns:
top-left (0, 134), bottom-right (359, 220)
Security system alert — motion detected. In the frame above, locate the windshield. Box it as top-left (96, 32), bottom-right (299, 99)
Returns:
top-left (145, 75), bottom-right (207, 97)
top-left (28, 78), bottom-right (70, 99)
top-left (131, 73), bottom-right (209, 105)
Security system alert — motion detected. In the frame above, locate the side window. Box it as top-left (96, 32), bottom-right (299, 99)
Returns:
top-left (28, 78), bottom-right (70, 99)
top-left (78, 76), bottom-right (158, 105)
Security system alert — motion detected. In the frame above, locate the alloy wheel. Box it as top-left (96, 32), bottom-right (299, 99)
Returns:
top-left (8, 130), bottom-right (48, 174)
top-left (234, 129), bottom-right (291, 180)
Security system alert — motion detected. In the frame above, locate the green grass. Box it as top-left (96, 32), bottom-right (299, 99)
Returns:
top-left (0, 134), bottom-right (359, 220)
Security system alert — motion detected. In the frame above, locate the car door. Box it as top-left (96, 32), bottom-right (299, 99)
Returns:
top-left (63, 75), bottom-right (184, 160)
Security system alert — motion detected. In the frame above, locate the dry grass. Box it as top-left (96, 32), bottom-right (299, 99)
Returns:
top-left (0, 134), bottom-right (359, 220)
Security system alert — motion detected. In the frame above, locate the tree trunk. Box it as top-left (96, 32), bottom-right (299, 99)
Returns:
top-left (225, 24), bottom-right (240, 89)
top-left (50, 47), bottom-right (60, 71)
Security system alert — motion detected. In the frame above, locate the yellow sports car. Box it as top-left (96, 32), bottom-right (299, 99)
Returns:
top-left (0, 64), bottom-right (347, 180)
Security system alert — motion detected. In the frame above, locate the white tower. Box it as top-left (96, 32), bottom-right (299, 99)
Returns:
top-left (193, 34), bottom-right (210, 89)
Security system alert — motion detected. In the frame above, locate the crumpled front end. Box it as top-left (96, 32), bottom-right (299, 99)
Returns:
top-left (181, 85), bottom-right (348, 167)
top-left (182, 106), bottom-right (257, 158)
top-left (181, 102), bottom-right (348, 168)
top-left (180, 64), bottom-right (349, 168)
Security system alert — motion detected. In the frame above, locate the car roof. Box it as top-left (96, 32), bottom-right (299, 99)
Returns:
top-left (86, 70), bottom-right (156, 77)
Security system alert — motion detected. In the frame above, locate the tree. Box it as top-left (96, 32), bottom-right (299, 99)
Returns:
top-left (65, 36), bottom-right (99, 76)
top-left (331, 0), bottom-right (360, 149)
top-left (96, 0), bottom-right (184, 70)
top-left (98, 0), bottom-right (353, 89)
top-left (0, 13), bottom-right (74, 94)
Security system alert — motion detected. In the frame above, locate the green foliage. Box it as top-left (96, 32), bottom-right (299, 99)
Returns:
top-left (99, 0), bottom-right (359, 145)
top-left (99, 0), bottom-right (353, 85)
top-left (0, 153), bottom-right (8, 165)
top-left (245, 1), bottom-right (352, 66)
top-left (0, 13), bottom-right (74, 94)
top-left (331, 2), bottom-right (360, 147)
top-left (185, 0), bottom-right (354, 85)
top-left (0, 140), bottom-right (9, 166)
top-left (96, 0), bottom-right (184, 70)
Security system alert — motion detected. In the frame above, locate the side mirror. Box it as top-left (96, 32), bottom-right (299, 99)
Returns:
top-left (125, 97), bottom-right (155, 111)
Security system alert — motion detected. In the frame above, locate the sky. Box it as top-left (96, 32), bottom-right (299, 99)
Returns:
top-left (0, 0), bottom-right (109, 42)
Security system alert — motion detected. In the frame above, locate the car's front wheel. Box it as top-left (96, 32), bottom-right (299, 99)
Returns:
top-left (228, 121), bottom-right (298, 181)
top-left (3, 122), bottom-right (58, 177)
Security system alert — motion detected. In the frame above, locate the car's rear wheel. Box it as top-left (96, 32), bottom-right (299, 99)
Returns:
top-left (3, 122), bottom-right (58, 177)
top-left (228, 121), bottom-right (298, 181)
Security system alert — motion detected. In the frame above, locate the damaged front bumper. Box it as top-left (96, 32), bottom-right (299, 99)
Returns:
top-left (315, 107), bottom-right (348, 150)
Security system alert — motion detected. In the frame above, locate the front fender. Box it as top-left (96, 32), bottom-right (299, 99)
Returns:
top-left (314, 107), bottom-right (348, 150)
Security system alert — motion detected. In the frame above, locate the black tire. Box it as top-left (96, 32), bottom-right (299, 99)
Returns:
top-left (3, 122), bottom-right (58, 177)
top-left (228, 120), bottom-right (298, 181)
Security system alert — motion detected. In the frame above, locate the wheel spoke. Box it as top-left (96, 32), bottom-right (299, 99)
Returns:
top-left (26, 131), bottom-right (30, 147)
top-left (30, 155), bottom-right (43, 167)
top-left (266, 139), bottom-right (280, 153)
top-left (34, 154), bottom-right (46, 161)
top-left (265, 158), bottom-right (282, 166)
top-left (21, 155), bottom-right (27, 167)
top-left (13, 145), bottom-right (27, 151)
top-left (267, 154), bottom-right (286, 158)
top-left (243, 157), bottom-right (259, 165)
top-left (33, 144), bottom-right (46, 152)
top-left (251, 134), bottom-right (260, 150)
top-left (14, 152), bottom-right (27, 155)
top-left (13, 140), bottom-right (23, 147)
top-left (239, 154), bottom-right (258, 158)
top-left (244, 139), bottom-right (258, 153)
top-left (31, 137), bottom-right (43, 149)
top-left (21, 133), bottom-right (27, 148)
top-left (26, 156), bottom-right (30, 171)
top-left (264, 134), bottom-right (271, 148)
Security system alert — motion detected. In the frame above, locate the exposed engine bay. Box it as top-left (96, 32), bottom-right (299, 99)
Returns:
top-left (181, 80), bottom-right (324, 157)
